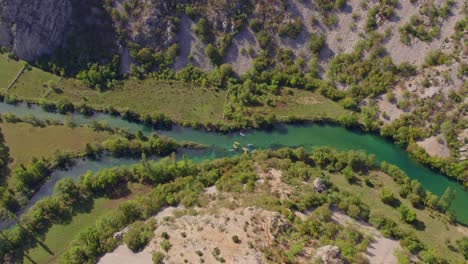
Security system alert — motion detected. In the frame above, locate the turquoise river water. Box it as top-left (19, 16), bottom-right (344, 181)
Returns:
top-left (0, 102), bottom-right (466, 225)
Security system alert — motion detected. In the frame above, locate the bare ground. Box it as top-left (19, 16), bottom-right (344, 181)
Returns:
top-left (332, 211), bottom-right (401, 264)
top-left (174, 15), bottom-right (214, 72)
top-left (224, 28), bottom-right (260, 75)
top-left (100, 206), bottom-right (287, 264)
top-left (417, 136), bottom-right (451, 158)
top-left (382, 0), bottom-right (464, 66)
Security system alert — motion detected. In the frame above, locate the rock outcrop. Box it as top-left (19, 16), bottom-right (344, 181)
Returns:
top-left (0, 0), bottom-right (72, 60)
top-left (315, 245), bottom-right (343, 264)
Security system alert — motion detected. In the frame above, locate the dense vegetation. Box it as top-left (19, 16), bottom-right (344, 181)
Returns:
top-left (0, 147), bottom-right (464, 263)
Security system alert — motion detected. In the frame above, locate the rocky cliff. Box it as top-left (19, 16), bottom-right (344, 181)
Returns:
top-left (0, 0), bottom-right (72, 61)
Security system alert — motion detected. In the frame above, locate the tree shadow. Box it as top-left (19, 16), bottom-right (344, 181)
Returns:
top-left (411, 219), bottom-right (426, 231)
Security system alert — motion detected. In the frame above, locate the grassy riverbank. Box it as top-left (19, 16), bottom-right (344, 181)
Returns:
top-left (25, 183), bottom-right (150, 264)
top-left (329, 169), bottom-right (466, 262)
top-left (0, 54), bottom-right (23, 89)
top-left (0, 123), bottom-right (112, 169)
top-left (1, 55), bottom-right (346, 126)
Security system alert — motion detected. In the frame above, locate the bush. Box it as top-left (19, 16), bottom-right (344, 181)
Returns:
top-left (398, 205), bottom-right (417, 224)
top-left (308, 33), bottom-right (325, 54)
top-left (249, 18), bottom-right (262, 32)
top-left (205, 44), bottom-right (222, 66)
top-left (278, 19), bottom-right (303, 39)
top-left (456, 237), bottom-right (468, 260)
top-left (380, 187), bottom-right (398, 206)
top-left (193, 17), bottom-right (211, 43)
top-left (232, 235), bottom-right (241, 244)
top-left (123, 221), bottom-right (154, 252)
top-left (76, 57), bottom-right (119, 91)
top-left (152, 251), bottom-right (165, 264)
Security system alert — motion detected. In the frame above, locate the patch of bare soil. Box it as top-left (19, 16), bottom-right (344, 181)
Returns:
top-left (377, 96), bottom-right (404, 123)
top-left (417, 136), bottom-right (451, 158)
top-left (99, 245), bottom-right (152, 264)
top-left (174, 15), bottom-right (214, 72)
top-left (279, 0), bottom-right (365, 63)
top-left (383, 0), bottom-right (464, 66)
top-left (402, 62), bottom-right (465, 99)
top-left (457, 129), bottom-right (468, 160)
top-left (257, 168), bottom-right (291, 200)
top-left (119, 46), bottom-right (131, 75)
top-left (332, 211), bottom-right (401, 264)
top-left (146, 207), bottom-right (287, 264)
top-left (224, 28), bottom-right (260, 75)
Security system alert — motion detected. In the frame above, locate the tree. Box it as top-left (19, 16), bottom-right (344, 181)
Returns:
top-left (438, 187), bottom-right (456, 212)
top-left (205, 44), bottom-right (221, 66)
top-left (123, 221), bottom-right (153, 252)
top-left (308, 33), bottom-right (325, 54)
top-left (398, 205), bottom-right (417, 224)
top-left (380, 187), bottom-right (398, 207)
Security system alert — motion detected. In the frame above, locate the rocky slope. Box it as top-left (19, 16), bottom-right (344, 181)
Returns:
top-left (0, 0), bottom-right (72, 60)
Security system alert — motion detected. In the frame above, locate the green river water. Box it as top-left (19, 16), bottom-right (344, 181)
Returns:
top-left (0, 102), bottom-right (466, 225)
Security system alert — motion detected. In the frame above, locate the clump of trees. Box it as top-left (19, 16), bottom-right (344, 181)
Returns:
top-left (124, 220), bottom-right (155, 252)
top-left (76, 58), bottom-right (120, 91)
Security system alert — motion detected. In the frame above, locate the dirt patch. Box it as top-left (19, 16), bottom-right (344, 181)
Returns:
top-left (99, 245), bottom-right (152, 264)
top-left (417, 136), bottom-right (451, 158)
top-left (174, 15), bottom-right (214, 72)
top-left (383, 0), bottom-right (464, 66)
top-left (332, 211), bottom-right (401, 264)
top-left (224, 28), bottom-right (259, 75)
top-left (377, 96), bottom-right (404, 123)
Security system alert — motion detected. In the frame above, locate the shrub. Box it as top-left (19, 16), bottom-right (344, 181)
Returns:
top-left (232, 235), bottom-right (241, 244)
top-left (456, 237), bottom-right (468, 260)
top-left (123, 221), bottom-right (154, 252)
top-left (193, 17), bottom-right (211, 43)
top-left (152, 251), bottom-right (165, 264)
top-left (308, 33), bottom-right (325, 54)
top-left (249, 18), bottom-right (262, 32)
top-left (398, 205), bottom-right (417, 224)
top-left (205, 44), bottom-right (222, 66)
top-left (160, 240), bottom-right (172, 252)
top-left (380, 187), bottom-right (398, 206)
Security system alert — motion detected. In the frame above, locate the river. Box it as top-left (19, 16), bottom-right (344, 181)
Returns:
top-left (0, 102), bottom-right (466, 224)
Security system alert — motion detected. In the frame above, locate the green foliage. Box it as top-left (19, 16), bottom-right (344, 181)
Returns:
top-left (152, 251), bottom-right (165, 264)
top-left (399, 1), bottom-right (454, 44)
top-left (308, 33), bottom-right (325, 54)
top-left (365, 0), bottom-right (398, 31)
top-left (76, 56), bottom-right (120, 91)
top-left (193, 17), bottom-right (211, 43)
top-left (123, 221), bottom-right (154, 252)
top-left (456, 237), bottom-right (468, 260)
top-left (380, 187), bottom-right (398, 206)
top-left (205, 44), bottom-right (222, 66)
top-left (249, 18), bottom-right (262, 32)
top-left (424, 50), bottom-right (451, 67)
top-left (278, 19), bottom-right (303, 39)
top-left (398, 205), bottom-right (417, 224)
top-left (232, 235), bottom-right (241, 244)
top-left (327, 39), bottom-right (398, 98)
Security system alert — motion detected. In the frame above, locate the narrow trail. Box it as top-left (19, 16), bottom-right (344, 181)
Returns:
top-left (4, 65), bottom-right (26, 92)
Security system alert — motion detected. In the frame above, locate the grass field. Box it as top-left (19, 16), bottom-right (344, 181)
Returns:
top-left (25, 183), bottom-right (150, 264)
top-left (254, 88), bottom-right (347, 121)
top-left (1, 55), bottom-right (347, 125)
top-left (10, 66), bottom-right (60, 98)
top-left (0, 54), bottom-right (24, 89)
top-left (0, 123), bottom-right (112, 169)
top-left (328, 170), bottom-right (467, 263)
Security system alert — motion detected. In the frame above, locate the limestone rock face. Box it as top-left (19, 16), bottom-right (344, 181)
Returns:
top-left (0, 0), bottom-right (72, 60)
top-left (315, 245), bottom-right (343, 264)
